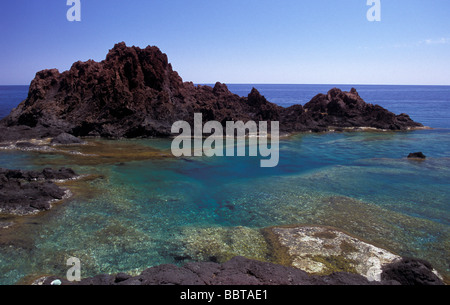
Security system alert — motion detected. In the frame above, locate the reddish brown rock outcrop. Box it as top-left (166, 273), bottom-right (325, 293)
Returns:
top-left (0, 42), bottom-right (423, 140)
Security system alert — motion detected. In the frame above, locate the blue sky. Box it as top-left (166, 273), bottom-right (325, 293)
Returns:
top-left (0, 0), bottom-right (449, 85)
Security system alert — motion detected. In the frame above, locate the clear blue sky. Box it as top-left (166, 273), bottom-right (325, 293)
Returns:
top-left (1, 0), bottom-right (449, 85)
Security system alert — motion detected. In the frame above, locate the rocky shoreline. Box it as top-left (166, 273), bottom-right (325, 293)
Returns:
top-left (0, 167), bottom-right (78, 216)
top-left (37, 256), bottom-right (441, 285)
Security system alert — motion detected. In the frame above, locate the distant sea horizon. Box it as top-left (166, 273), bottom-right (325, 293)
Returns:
top-left (2, 82), bottom-right (450, 85)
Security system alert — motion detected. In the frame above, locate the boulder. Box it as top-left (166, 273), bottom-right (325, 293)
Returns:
top-left (51, 133), bottom-right (85, 145)
top-left (407, 152), bottom-right (426, 159)
top-left (381, 258), bottom-right (444, 285)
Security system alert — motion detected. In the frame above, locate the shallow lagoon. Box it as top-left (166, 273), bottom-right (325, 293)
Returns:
top-left (1, 129), bottom-right (449, 284)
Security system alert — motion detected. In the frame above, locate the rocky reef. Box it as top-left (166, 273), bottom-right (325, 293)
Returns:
top-left (0, 167), bottom-right (78, 215)
top-left (0, 42), bottom-right (422, 142)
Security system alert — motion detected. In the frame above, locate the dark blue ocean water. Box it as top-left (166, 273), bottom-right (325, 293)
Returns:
top-left (0, 85), bottom-right (28, 120)
top-left (0, 85), bottom-right (449, 284)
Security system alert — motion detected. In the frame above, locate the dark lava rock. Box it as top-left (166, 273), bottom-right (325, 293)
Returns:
top-left (407, 152), bottom-right (426, 159)
top-left (15, 142), bottom-right (38, 148)
top-left (0, 125), bottom-right (62, 143)
top-left (0, 168), bottom-right (77, 215)
top-left (381, 258), bottom-right (444, 285)
top-left (0, 42), bottom-right (423, 141)
top-left (39, 256), bottom-right (442, 286)
top-left (51, 132), bottom-right (85, 145)
top-left (41, 256), bottom-right (373, 286)
top-left (42, 167), bottom-right (77, 180)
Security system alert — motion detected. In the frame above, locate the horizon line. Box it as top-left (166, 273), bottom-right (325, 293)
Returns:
top-left (1, 83), bottom-right (450, 87)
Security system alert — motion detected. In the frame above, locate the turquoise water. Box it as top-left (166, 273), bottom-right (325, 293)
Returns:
top-left (0, 85), bottom-right (449, 284)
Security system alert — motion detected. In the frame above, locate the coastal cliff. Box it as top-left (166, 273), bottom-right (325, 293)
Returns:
top-left (0, 42), bottom-right (422, 141)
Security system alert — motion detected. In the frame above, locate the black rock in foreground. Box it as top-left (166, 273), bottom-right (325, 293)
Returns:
top-left (0, 42), bottom-right (423, 141)
top-left (39, 256), bottom-right (443, 286)
top-left (381, 258), bottom-right (444, 285)
top-left (0, 168), bottom-right (77, 215)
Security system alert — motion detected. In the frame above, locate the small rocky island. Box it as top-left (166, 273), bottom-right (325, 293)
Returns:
top-left (0, 42), bottom-right (423, 142)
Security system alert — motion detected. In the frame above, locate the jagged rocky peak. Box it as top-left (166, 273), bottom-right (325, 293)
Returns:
top-left (212, 82), bottom-right (230, 94)
top-left (247, 87), bottom-right (268, 106)
top-left (305, 88), bottom-right (364, 112)
top-left (102, 42), bottom-right (184, 91)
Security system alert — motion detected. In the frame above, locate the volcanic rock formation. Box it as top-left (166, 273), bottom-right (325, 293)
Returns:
top-left (0, 42), bottom-right (423, 141)
top-left (0, 167), bottom-right (77, 215)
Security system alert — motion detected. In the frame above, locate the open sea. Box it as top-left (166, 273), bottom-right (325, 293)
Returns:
top-left (0, 84), bottom-right (449, 284)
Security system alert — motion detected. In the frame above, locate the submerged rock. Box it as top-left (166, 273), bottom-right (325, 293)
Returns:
top-left (179, 226), bottom-right (269, 264)
top-left (270, 226), bottom-right (401, 281)
top-left (0, 42), bottom-right (423, 141)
